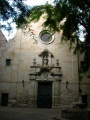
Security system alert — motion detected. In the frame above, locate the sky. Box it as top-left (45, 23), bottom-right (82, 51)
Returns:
top-left (23, 0), bottom-right (54, 6)
top-left (1, 0), bottom-right (84, 41)
top-left (1, 0), bottom-right (54, 41)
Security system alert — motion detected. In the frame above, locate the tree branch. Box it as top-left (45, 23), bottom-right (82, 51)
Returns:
top-left (83, 0), bottom-right (90, 7)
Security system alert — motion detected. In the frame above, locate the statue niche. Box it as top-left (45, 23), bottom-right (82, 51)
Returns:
top-left (39, 49), bottom-right (53, 67)
top-left (43, 56), bottom-right (48, 66)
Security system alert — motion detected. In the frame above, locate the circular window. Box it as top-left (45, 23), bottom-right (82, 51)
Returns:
top-left (39, 30), bottom-right (54, 44)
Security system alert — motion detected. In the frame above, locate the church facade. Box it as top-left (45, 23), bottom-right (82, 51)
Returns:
top-left (0, 18), bottom-right (90, 108)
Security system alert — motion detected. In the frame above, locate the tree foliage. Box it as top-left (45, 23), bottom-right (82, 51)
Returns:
top-left (25, 0), bottom-right (90, 74)
top-left (0, 0), bottom-right (30, 30)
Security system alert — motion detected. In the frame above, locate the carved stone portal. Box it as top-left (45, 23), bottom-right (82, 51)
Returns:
top-left (29, 49), bottom-right (63, 80)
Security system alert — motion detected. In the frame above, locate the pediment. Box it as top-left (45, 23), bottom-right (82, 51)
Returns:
top-left (39, 49), bottom-right (54, 58)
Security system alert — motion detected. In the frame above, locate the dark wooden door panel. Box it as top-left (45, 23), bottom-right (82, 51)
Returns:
top-left (37, 82), bottom-right (52, 108)
top-left (82, 95), bottom-right (88, 108)
top-left (1, 93), bottom-right (8, 106)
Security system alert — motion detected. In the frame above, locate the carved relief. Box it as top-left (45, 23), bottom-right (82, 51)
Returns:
top-left (29, 49), bottom-right (63, 81)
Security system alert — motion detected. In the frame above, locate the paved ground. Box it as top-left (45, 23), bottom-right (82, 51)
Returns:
top-left (0, 107), bottom-right (66, 120)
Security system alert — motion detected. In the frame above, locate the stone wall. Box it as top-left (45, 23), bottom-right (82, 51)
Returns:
top-left (0, 18), bottom-right (90, 108)
top-left (62, 108), bottom-right (90, 120)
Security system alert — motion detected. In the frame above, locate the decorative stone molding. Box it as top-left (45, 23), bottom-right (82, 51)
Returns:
top-left (29, 49), bottom-right (63, 81)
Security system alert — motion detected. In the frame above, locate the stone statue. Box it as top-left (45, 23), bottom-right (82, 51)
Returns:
top-left (43, 55), bottom-right (48, 66)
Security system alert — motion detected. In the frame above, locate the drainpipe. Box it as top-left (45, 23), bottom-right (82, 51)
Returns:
top-left (77, 51), bottom-right (80, 93)
top-left (77, 45), bottom-right (82, 103)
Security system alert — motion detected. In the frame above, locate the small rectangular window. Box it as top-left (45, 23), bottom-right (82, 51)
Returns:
top-left (6, 59), bottom-right (11, 66)
top-left (80, 61), bottom-right (85, 68)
